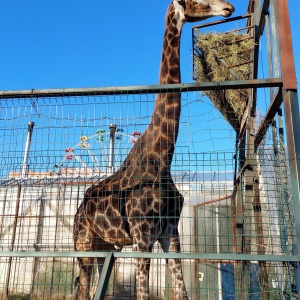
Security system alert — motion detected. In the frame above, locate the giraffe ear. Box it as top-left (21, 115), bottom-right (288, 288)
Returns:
top-left (174, 0), bottom-right (185, 4)
top-left (174, 0), bottom-right (186, 8)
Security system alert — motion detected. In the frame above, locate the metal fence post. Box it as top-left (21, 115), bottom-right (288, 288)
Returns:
top-left (93, 252), bottom-right (115, 300)
top-left (274, 0), bottom-right (300, 293)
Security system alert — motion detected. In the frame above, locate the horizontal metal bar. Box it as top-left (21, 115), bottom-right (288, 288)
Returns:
top-left (0, 79), bottom-right (283, 99)
top-left (0, 251), bottom-right (299, 262)
top-left (3, 244), bottom-right (72, 247)
top-left (192, 14), bottom-right (252, 30)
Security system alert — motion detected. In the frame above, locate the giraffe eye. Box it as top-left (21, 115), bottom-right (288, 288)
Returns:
top-left (192, 1), bottom-right (210, 11)
top-left (200, 3), bottom-right (210, 10)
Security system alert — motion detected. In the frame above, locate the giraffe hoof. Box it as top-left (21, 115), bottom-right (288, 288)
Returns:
top-left (73, 276), bottom-right (80, 299)
top-left (74, 276), bottom-right (80, 288)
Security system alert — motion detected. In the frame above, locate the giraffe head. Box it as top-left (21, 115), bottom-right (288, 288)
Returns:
top-left (174, 0), bottom-right (235, 22)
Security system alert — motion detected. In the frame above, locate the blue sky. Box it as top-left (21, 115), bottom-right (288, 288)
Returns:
top-left (0, 1), bottom-right (298, 90)
top-left (0, 1), bottom-right (298, 175)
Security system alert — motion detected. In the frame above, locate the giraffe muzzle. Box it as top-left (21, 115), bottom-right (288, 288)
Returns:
top-left (222, 3), bottom-right (235, 17)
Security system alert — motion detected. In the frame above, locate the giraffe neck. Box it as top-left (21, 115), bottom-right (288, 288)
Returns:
top-left (159, 2), bottom-right (184, 85)
top-left (146, 3), bottom-right (185, 169)
top-left (119, 3), bottom-right (184, 178)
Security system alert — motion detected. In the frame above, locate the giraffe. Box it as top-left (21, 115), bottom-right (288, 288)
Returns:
top-left (73, 1), bottom-right (234, 299)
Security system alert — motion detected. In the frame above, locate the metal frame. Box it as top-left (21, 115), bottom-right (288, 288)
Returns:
top-left (0, 251), bottom-right (300, 262)
top-left (0, 79), bottom-right (282, 98)
top-left (191, 0), bottom-right (299, 298)
top-left (0, 0), bottom-right (299, 298)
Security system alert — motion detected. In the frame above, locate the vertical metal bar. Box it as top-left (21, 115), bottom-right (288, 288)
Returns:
top-left (283, 89), bottom-right (300, 267)
top-left (273, 0), bottom-right (297, 90)
top-left (249, 1), bottom-right (270, 298)
top-left (274, 0), bottom-right (300, 247)
top-left (233, 135), bottom-right (246, 299)
top-left (236, 1), bottom-right (262, 298)
top-left (274, 0), bottom-right (300, 293)
top-left (93, 252), bottom-right (115, 300)
top-left (243, 1), bottom-right (262, 298)
top-left (0, 189), bottom-right (8, 243)
top-left (21, 122), bottom-right (35, 178)
top-left (30, 189), bottom-right (45, 296)
top-left (193, 205), bottom-right (199, 299)
top-left (234, 134), bottom-right (248, 253)
top-left (268, 4), bottom-right (295, 294)
top-left (50, 186), bottom-right (63, 297)
top-left (253, 162), bottom-right (269, 299)
top-left (4, 185), bottom-right (22, 299)
top-left (265, 8), bottom-right (290, 297)
top-left (215, 207), bottom-right (222, 300)
top-left (242, 100), bottom-right (255, 300)
top-left (269, 1), bottom-right (279, 79)
top-left (108, 124), bottom-right (116, 174)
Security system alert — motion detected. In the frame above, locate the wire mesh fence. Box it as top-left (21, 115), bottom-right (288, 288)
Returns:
top-left (0, 82), bottom-right (298, 300)
top-left (0, 1), bottom-right (299, 298)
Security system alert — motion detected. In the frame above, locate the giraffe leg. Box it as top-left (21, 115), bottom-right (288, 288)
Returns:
top-left (74, 257), bottom-right (94, 300)
top-left (131, 224), bottom-right (154, 300)
top-left (159, 228), bottom-right (189, 300)
top-left (74, 233), bottom-right (94, 300)
top-left (74, 236), bottom-right (117, 300)
top-left (96, 257), bottom-right (105, 278)
top-left (134, 257), bottom-right (151, 300)
top-left (94, 237), bottom-right (117, 295)
top-left (73, 215), bottom-right (95, 300)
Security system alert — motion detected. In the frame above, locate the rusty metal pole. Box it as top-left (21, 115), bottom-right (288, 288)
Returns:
top-left (273, 0), bottom-right (300, 250)
top-left (274, 0), bottom-right (300, 293)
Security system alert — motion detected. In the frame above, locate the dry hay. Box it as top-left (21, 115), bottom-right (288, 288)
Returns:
top-left (194, 31), bottom-right (254, 131)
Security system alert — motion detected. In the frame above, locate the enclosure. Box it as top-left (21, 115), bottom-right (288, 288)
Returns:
top-left (0, 0), bottom-right (300, 299)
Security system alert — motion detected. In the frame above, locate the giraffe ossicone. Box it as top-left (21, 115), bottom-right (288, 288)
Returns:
top-left (73, 1), bottom-right (234, 299)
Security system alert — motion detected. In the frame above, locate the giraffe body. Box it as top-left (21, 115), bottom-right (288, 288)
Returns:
top-left (74, 1), bottom-right (234, 299)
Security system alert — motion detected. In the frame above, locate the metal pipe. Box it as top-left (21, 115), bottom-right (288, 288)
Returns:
top-left (1, 243), bottom-right (72, 248)
top-left (0, 79), bottom-right (283, 99)
top-left (30, 189), bottom-right (45, 296)
top-left (6, 122), bottom-right (35, 298)
top-left (21, 122), bottom-right (35, 178)
top-left (0, 251), bottom-right (300, 262)
top-left (192, 14), bottom-right (252, 29)
top-left (5, 185), bottom-right (22, 299)
top-left (93, 253), bottom-right (115, 300)
top-left (108, 124), bottom-right (116, 173)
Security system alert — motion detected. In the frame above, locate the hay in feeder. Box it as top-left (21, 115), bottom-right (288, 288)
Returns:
top-left (194, 31), bottom-right (254, 131)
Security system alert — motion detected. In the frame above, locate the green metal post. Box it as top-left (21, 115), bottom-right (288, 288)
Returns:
top-left (93, 252), bottom-right (115, 300)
